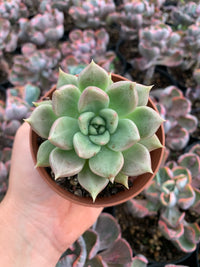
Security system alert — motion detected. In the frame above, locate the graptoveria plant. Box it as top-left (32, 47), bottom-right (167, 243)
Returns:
top-left (26, 61), bottom-right (164, 201)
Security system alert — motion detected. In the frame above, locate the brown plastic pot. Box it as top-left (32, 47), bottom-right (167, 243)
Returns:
top-left (30, 73), bottom-right (165, 207)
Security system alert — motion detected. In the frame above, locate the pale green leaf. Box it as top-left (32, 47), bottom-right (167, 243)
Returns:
top-left (139, 134), bottom-right (163, 151)
top-left (106, 81), bottom-right (138, 117)
top-left (78, 111), bottom-right (95, 135)
top-left (25, 104), bottom-right (57, 138)
top-left (78, 164), bottom-right (109, 202)
top-left (127, 106), bottom-right (164, 139)
top-left (36, 140), bottom-right (55, 167)
top-left (57, 68), bottom-right (78, 88)
top-left (49, 117), bottom-right (79, 150)
top-left (99, 108), bottom-right (118, 134)
top-left (122, 143), bottom-right (153, 176)
top-left (114, 172), bottom-right (129, 189)
top-left (78, 60), bottom-right (111, 92)
top-left (52, 85), bottom-right (80, 118)
top-left (78, 86), bottom-right (109, 113)
top-left (108, 119), bottom-right (140, 152)
top-left (89, 146), bottom-right (124, 179)
top-left (50, 148), bottom-right (85, 179)
top-left (89, 130), bottom-right (110, 146)
top-left (73, 132), bottom-right (101, 159)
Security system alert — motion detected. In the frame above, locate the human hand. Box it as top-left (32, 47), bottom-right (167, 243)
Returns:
top-left (0, 123), bottom-right (103, 267)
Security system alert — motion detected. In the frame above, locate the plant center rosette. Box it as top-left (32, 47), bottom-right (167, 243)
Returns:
top-left (26, 61), bottom-right (164, 202)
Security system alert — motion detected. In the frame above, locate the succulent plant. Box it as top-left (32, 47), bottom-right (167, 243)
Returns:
top-left (0, 0), bottom-right (28, 21)
top-left (18, 5), bottom-right (64, 46)
top-left (126, 165), bottom-right (200, 253)
top-left (132, 24), bottom-right (183, 84)
top-left (60, 28), bottom-right (116, 73)
top-left (26, 61), bottom-right (163, 202)
top-left (170, 1), bottom-right (200, 28)
top-left (0, 18), bottom-right (19, 53)
top-left (69, 0), bottom-right (116, 29)
top-left (9, 43), bottom-right (61, 91)
top-left (56, 212), bottom-right (132, 267)
top-left (107, 0), bottom-right (163, 40)
top-left (151, 86), bottom-right (198, 151)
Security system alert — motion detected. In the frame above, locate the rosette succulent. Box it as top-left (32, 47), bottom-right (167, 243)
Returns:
top-left (26, 61), bottom-right (164, 202)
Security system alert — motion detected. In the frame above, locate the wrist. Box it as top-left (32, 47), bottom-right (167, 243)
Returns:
top-left (0, 196), bottom-right (61, 267)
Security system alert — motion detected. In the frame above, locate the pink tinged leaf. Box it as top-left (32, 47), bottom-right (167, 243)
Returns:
top-left (36, 140), bottom-right (55, 167)
top-left (108, 119), bottom-right (140, 152)
top-left (73, 132), bottom-right (101, 159)
top-left (89, 131), bottom-right (110, 146)
top-left (48, 117), bottom-right (79, 150)
top-left (144, 182), bottom-right (160, 202)
top-left (99, 108), bottom-right (118, 134)
top-left (85, 256), bottom-right (107, 267)
top-left (78, 112), bottom-right (95, 135)
top-left (192, 188), bottom-right (200, 214)
top-left (139, 134), bottom-right (163, 152)
top-left (178, 114), bottom-right (198, 133)
top-left (72, 236), bottom-right (87, 267)
top-left (135, 83), bottom-right (152, 106)
top-left (158, 220), bottom-right (184, 240)
top-left (106, 81), bottom-right (138, 117)
top-left (184, 222), bottom-right (200, 244)
top-left (78, 86), bottom-right (109, 113)
top-left (49, 148), bottom-right (85, 179)
top-left (178, 153), bottom-right (200, 179)
top-left (25, 104), bottom-right (57, 139)
top-left (166, 126), bottom-right (189, 151)
top-left (52, 85), bottom-right (80, 118)
top-left (160, 192), bottom-right (177, 207)
top-left (131, 254), bottom-right (148, 267)
top-left (99, 238), bottom-right (132, 265)
top-left (161, 207), bottom-right (185, 228)
top-left (56, 68), bottom-right (78, 88)
top-left (89, 146), bottom-right (124, 180)
top-left (77, 164), bottom-right (109, 202)
top-left (126, 199), bottom-right (157, 218)
top-left (173, 235), bottom-right (197, 253)
top-left (122, 143), bottom-right (153, 176)
top-left (173, 166), bottom-right (192, 184)
top-left (78, 61), bottom-right (111, 92)
top-left (94, 213), bottom-right (120, 251)
top-left (168, 97), bottom-right (191, 117)
top-left (178, 184), bottom-right (195, 210)
top-left (114, 172), bottom-right (129, 189)
top-left (82, 230), bottom-right (100, 260)
top-left (127, 106), bottom-right (164, 139)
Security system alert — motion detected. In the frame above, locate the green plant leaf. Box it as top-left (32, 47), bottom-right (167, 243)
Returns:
top-left (108, 119), bottom-right (140, 152)
top-left (106, 81), bottom-right (138, 117)
top-left (25, 104), bottom-right (57, 139)
top-left (99, 108), bottom-right (118, 134)
top-left (135, 83), bottom-right (152, 106)
top-left (78, 164), bottom-right (109, 202)
top-left (89, 146), bottom-right (123, 179)
top-left (89, 130), bottom-right (110, 146)
top-left (78, 86), bottom-right (109, 113)
top-left (114, 172), bottom-right (129, 189)
top-left (57, 68), bottom-right (78, 88)
top-left (78, 111), bottom-right (95, 135)
top-left (49, 117), bottom-right (79, 150)
top-left (122, 143), bottom-right (153, 176)
top-left (127, 106), bottom-right (164, 139)
top-left (50, 148), bottom-right (85, 179)
top-left (36, 140), bottom-right (55, 167)
top-left (78, 60), bottom-right (111, 92)
top-left (73, 132), bottom-right (101, 159)
top-left (139, 134), bottom-right (163, 151)
top-left (52, 85), bottom-right (81, 118)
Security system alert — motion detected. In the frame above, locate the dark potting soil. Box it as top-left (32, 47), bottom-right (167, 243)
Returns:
top-left (46, 167), bottom-right (133, 200)
top-left (114, 203), bottom-right (187, 264)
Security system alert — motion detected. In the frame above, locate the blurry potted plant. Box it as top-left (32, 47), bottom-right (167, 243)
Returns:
top-left (26, 61), bottom-right (165, 207)
top-left (119, 163), bottom-right (200, 265)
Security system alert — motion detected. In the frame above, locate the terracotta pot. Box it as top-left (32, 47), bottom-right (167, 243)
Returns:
top-left (30, 73), bottom-right (165, 207)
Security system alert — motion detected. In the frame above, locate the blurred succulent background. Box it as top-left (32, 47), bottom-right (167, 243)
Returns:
top-left (0, 0), bottom-right (200, 266)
